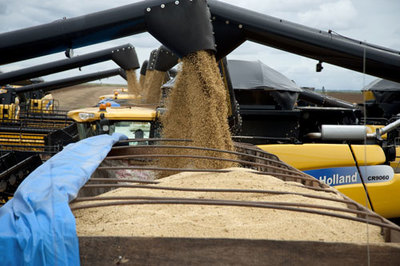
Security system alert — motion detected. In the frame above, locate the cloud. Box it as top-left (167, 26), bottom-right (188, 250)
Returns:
top-left (219, 0), bottom-right (322, 13)
top-left (297, 0), bottom-right (357, 30)
top-left (0, 3), bottom-right (7, 15)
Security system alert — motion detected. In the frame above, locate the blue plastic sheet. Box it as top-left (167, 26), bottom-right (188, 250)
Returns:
top-left (97, 98), bottom-right (121, 107)
top-left (0, 133), bottom-right (126, 265)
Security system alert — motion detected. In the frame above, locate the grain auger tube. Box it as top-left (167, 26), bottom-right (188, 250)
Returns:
top-left (207, 0), bottom-right (400, 83)
top-left (15, 68), bottom-right (126, 95)
top-left (298, 89), bottom-right (358, 109)
top-left (142, 46), bottom-right (179, 104)
top-left (1, 0), bottom-right (398, 82)
top-left (145, 45), bottom-right (179, 76)
top-left (0, 0), bottom-right (215, 65)
top-left (0, 44), bottom-right (139, 86)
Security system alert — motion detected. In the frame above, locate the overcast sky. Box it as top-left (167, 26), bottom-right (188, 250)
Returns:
top-left (1, 0), bottom-right (399, 91)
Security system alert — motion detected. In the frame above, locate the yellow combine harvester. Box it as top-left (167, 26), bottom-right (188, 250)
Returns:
top-left (68, 104), bottom-right (160, 141)
top-left (51, 0), bottom-right (400, 220)
top-left (261, 131), bottom-right (400, 219)
top-left (98, 88), bottom-right (139, 102)
top-left (68, 56), bottom-right (400, 220)
top-left (68, 104), bottom-right (400, 220)
top-left (2, 0), bottom-right (400, 218)
top-left (2, 0), bottom-right (400, 264)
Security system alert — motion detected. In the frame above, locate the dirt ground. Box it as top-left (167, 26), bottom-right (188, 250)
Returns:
top-left (326, 91), bottom-right (363, 104)
top-left (50, 84), bottom-right (123, 110)
top-left (50, 83), bottom-right (364, 111)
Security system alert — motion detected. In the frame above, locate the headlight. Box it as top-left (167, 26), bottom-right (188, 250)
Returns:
top-left (102, 125), bottom-right (109, 132)
top-left (78, 112), bottom-right (95, 120)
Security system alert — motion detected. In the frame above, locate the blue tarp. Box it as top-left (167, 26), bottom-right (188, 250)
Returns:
top-left (0, 133), bottom-right (126, 265)
top-left (97, 98), bottom-right (121, 107)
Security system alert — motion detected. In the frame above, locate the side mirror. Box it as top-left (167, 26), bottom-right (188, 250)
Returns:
top-left (99, 113), bottom-right (110, 134)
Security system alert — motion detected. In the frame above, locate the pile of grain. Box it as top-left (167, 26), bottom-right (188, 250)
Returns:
top-left (160, 51), bottom-right (236, 170)
top-left (126, 69), bottom-right (141, 97)
top-left (73, 168), bottom-right (384, 243)
top-left (142, 70), bottom-right (167, 104)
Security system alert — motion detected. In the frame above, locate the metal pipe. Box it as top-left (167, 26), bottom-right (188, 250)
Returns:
top-left (0, 0), bottom-right (166, 65)
top-left (1, 0), bottom-right (399, 82)
top-left (110, 144), bottom-right (290, 170)
top-left (14, 68), bottom-right (125, 94)
top-left (116, 199), bottom-right (374, 226)
top-left (69, 198), bottom-right (400, 233)
top-left (373, 118), bottom-right (400, 138)
top-left (89, 178), bottom-right (159, 184)
top-left (307, 119), bottom-right (400, 141)
top-left (298, 89), bottom-right (357, 109)
top-left (73, 196), bottom-right (366, 218)
top-left (104, 153), bottom-right (304, 177)
top-left (306, 132), bottom-right (322, 139)
top-left (208, 0), bottom-right (400, 83)
top-left (76, 187), bottom-right (358, 209)
top-left (321, 125), bottom-right (369, 141)
top-left (0, 0), bottom-right (214, 64)
top-left (0, 44), bottom-right (138, 86)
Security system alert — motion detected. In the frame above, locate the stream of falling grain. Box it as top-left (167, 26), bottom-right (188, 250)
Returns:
top-left (142, 70), bottom-right (168, 104)
top-left (160, 50), bottom-right (236, 171)
top-left (126, 69), bottom-right (141, 97)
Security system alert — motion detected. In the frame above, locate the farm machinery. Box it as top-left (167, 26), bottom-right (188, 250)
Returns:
top-left (0, 42), bottom-right (140, 150)
top-left (0, 69), bottom-right (130, 203)
top-left (0, 43), bottom-right (139, 117)
top-left (1, 0), bottom-right (400, 218)
top-left (0, 68), bottom-right (134, 154)
top-left (2, 1), bottom-right (400, 264)
top-left (2, 0), bottom-right (400, 218)
top-left (0, 44), bottom-right (140, 201)
top-left (68, 56), bottom-right (400, 219)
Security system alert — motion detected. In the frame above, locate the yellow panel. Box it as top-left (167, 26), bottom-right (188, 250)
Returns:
top-left (389, 146), bottom-right (400, 172)
top-left (335, 185), bottom-right (372, 210)
top-left (259, 143), bottom-right (399, 218)
top-left (257, 144), bottom-right (355, 170)
top-left (365, 125), bottom-right (386, 139)
top-left (68, 106), bottom-right (157, 122)
top-left (350, 145), bottom-right (386, 165)
top-left (336, 174), bottom-right (400, 218)
top-left (390, 161), bottom-right (400, 173)
top-left (0, 104), bottom-right (15, 121)
top-left (366, 174), bottom-right (400, 218)
top-left (99, 94), bottom-right (141, 100)
top-left (362, 90), bottom-right (375, 101)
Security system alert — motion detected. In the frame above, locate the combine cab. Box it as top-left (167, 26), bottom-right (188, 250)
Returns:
top-left (68, 104), bottom-right (161, 142)
top-left (362, 79), bottom-right (400, 123)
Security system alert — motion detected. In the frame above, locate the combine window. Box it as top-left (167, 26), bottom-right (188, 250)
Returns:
top-left (110, 121), bottom-right (151, 145)
top-left (77, 120), bottom-right (156, 145)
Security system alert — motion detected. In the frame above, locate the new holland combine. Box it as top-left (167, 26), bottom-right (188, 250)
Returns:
top-left (67, 57), bottom-right (400, 220)
top-left (1, 0), bottom-right (400, 264)
top-left (2, 0), bottom-right (399, 218)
